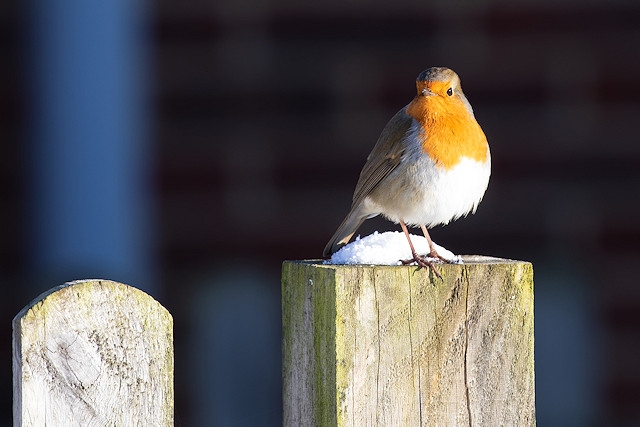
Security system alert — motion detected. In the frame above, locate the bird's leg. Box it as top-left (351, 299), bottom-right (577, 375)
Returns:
top-left (420, 225), bottom-right (452, 263)
top-left (399, 221), bottom-right (442, 279)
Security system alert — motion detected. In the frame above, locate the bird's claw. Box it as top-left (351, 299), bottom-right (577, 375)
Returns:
top-left (401, 253), bottom-right (443, 279)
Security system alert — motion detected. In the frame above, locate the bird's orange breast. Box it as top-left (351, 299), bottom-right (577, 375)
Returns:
top-left (406, 95), bottom-right (488, 170)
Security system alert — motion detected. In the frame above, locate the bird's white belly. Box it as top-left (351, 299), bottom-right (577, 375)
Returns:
top-left (366, 154), bottom-right (491, 227)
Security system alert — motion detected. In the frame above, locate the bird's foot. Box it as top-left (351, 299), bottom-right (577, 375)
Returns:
top-left (429, 250), bottom-right (455, 264)
top-left (401, 253), bottom-right (443, 279)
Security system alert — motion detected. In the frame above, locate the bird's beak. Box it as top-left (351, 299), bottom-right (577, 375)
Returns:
top-left (421, 88), bottom-right (435, 96)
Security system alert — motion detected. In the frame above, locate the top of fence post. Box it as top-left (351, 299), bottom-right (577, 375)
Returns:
top-left (12, 279), bottom-right (174, 427)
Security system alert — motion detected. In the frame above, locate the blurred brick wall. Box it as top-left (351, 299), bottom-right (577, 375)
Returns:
top-left (155, 0), bottom-right (640, 265)
top-left (153, 0), bottom-right (640, 424)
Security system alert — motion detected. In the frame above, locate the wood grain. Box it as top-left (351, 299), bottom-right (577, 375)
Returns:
top-left (13, 279), bottom-right (174, 427)
top-left (282, 257), bottom-right (535, 427)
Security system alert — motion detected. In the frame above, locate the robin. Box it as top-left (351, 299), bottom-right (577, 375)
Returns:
top-left (323, 67), bottom-right (490, 276)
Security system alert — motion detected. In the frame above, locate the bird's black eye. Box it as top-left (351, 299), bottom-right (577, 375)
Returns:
top-left (446, 87), bottom-right (453, 96)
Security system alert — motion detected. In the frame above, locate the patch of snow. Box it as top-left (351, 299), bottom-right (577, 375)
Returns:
top-left (326, 231), bottom-right (462, 265)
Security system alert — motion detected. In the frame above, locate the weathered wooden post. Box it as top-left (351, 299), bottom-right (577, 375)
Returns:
top-left (13, 279), bottom-right (174, 426)
top-left (282, 256), bottom-right (535, 426)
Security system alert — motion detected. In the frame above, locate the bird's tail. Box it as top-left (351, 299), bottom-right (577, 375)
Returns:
top-left (323, 205), bottom-right (375, 257)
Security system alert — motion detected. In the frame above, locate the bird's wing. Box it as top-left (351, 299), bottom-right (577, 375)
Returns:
top-left (351, 107), bottom-right (414, 208)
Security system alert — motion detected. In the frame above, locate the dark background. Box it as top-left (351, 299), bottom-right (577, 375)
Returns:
top-left (2, 0), bottom-right (640, 425)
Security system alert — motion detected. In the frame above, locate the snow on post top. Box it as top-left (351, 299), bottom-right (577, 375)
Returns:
top-left (325, 231), bottom-right (462, 266)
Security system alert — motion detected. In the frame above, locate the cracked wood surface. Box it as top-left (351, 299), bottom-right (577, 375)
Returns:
top-left (282, 257), bottom-right (535, 427)
top-left (13, 280), bottom-right (174, 427)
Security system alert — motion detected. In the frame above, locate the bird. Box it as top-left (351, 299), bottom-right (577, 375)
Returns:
top-left (323, 67), bottom-right (490, 276)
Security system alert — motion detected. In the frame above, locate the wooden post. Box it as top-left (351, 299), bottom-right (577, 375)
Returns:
top-left (282, 256), bottom-right (535, 426)
top-left (13, 279), bottom-right (174, 426)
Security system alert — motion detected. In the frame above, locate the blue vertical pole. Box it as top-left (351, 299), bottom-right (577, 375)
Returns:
top-left (27, 0), bottom-right (155, 293)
